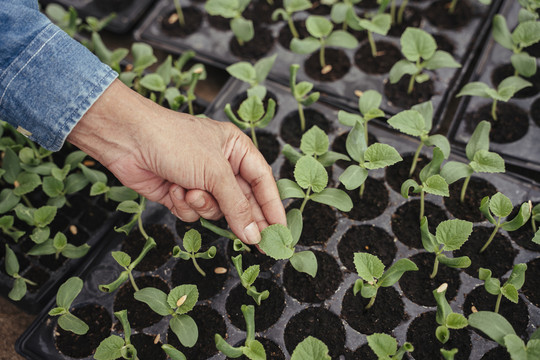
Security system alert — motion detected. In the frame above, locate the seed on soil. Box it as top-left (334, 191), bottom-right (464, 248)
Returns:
top-left (355, 90), bottom-right (363, 97)
top-left (437, 283), bottom-right (448, 293)
top-left (376, 51), bottom-right (386, 56)
top-left (125, 64), bottom-right (133, 72)
top-left (168, 13), bottom-right (178, 24)
top-left (214, 267), bottom-right (228, 274)
top-left (69, 225), bottom-right (78, 235)
top-left (154, 334), bottom-right (160, 344)
top-left (177, 295), bottom-right (187, 307)
top-left (83, 160), bottom-right (95, 167)
top-left (471, 305), bottom-right (478, 313)
top-left (321, 65), bottom-right (332, 74)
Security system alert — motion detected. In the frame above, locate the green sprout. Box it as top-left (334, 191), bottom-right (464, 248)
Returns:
top-left (205, 0), bottom-right (253, 45)
top-left (231, 255), bottom-right (269, 305)
top-left (389, 27), bottom-right (461, 94)
top-left (338, 89), bottom-right (385, 145)
top-left (173, 229), bottom-right (216, 277)
top-left (27, 232), bottom-right (90, 260)
top-left (340, 119), bottom-right (402, 198)
top-left (387, 101), bottom-right (450, 176)
top-left (441, 121), bottom-right (505, 203)
top-left (401, 147), bottom-right (449, 220)
top-left (479, 263), bottom-right (527, 313)
top-left (226, 54), bottom-right (277, 99)
top-left (478, 192), bottom-right (531, 253)
top-left (118, 43), bottom-right (158, 92)
top-left (456, 76), bottom-right (531, 121)
top-left (291, 336), bottom-right (332, 360)
top-left (290, 15), bottom-right (358, 71)
top-left (353, 252), bottom-right (418, 309)
top-left (224, 95), bottom-right (276, 149)
top-left (48, 277), bottom-right (89, 335)
top-left (323, 0), bottom-right (363, 31)
top-left (518, 0), bottom-right (540, 21)
top-left (469, 311), bottom-right (540, 359)
top-left (215, 305), bottom-right (265, 359)
top-left (272, 0), bottom-right (312, 39)
top-left (94, 310), bottom-right (137, 360)
top-left (378, 0), bottom-right (409, 25)
top-left (14, 204), bottom-right (57, 246)
top-left (420, 217), bottom-right (473, 279)
top-left (134, 284), bottom-right (199, 347)
top-left (290, 64), bottom-right (320, 132)
top-left (45, 4), bottom-right (81, 37)
top-left (357, 13), bottom-right (392, 57)
top-left (0, 215), bottom-right (24, 243)
top-left (366, 333), bottom-right (414, 360)
top-left (174, 0), bottom-right (185, 27)
top-left (199, 217), bottom-right (251, 253)
top-left (441, 348), bottom-right (459, 360)
top-left (433, 283), bottom-right (469, 344)
top-left (530, 202), bottom-right (540, 233)
top-left (161, 345), bottom-right (187, 360)
top-left (4, 244), bottom-right (37, 301)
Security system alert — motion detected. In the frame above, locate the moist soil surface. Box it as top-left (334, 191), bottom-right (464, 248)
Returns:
top-left (244, 0), bottom-right (283, 24)
top-left (94, 0), bottom-right (132, 12)
top-left (433, 34), bottom-right (456, 55)
top-left (454, 226), bottom-right (517, 278)
top-left (491, 63), bottom-right (540, 99)
top-left (308, 2), bottom-right (331, 15)
top-left (130, 333), bottom-right (166, 360)
top-left (391, 200), bottom-right (448, 249)
top-left (226, 241), bottom-right (276, 272)
top-left (78, 204), bottom-right (107, 230)
top-left (522, 257), bottom-right (540, 307)
top-left (399, 252), bottom-right (461, 307)
top-left (230, 26), bottom-right (275, 61)
top-left (228, 337), bottom-right (285, 360)
top-left (55, 304), bottom-right (111, 358)
top-left (283, 250), bottom-right (342, 303)
top-left (332, 131), bottom-right (378, 169)
top-left (160, 7), bottom-right (203, 38)
top-left (385, 153), bottom-right (431, 195)
top-left (113, 275), bottom-right (170, 330)
top-left (464, 102), bottom-right (529, 144)
top-left (384, 76), bottom-right (435, 109)
top-left (481, 346), bottom-right (511, 360)
top-left (406, 311), bottom-right (471, 360)
top-left (23, 265), bottom-right (50, 293)
top-left (225, 278), bottom-right (285, 331)
top-left (121, 224), bottom-right (175, 272)
top-left (253, 130), bottom-right (280, 165)
top-left (284, 307), bottom-right (346, 359)
top-left (305, 49), bottom-right (351, 82)
top-left (288, 200), bottom-right (338, 246)
top-left (424, 0), bottom-right (474, 29)
top-left (338, 224), bottom-right (397, 271)
top-left (388, 7), bottom-right (423, 37)
top-left (207, 14), bottom-right (230, 30)
top-left (339, 177), bottom-right (389, 221)
top-left (280, 109), bottom-right (331, 148)
top-left (444, 177), bottom-right (498, 222)
top-left (341, 285), bottom-right (406, 334)
top-left (347, 344), bottom-right (377, 360)
top-left (354, 41), bottom-right (401, 74)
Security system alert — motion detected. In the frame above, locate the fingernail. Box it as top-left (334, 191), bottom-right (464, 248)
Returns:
top-left (243, 222), bottom-right (261, 245)
top-left (173, 187), bottom-right (183, 200)
top-left (191, 195), bottom-right (205, 208)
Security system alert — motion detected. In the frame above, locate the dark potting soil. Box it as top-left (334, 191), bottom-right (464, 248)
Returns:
top-left (347, 344), bottom-right (377, 360)
top-left (341, 285), bottom-right (407, 334)
top-left (385, 153), bottom-right (430, 195)
top-left (38, 253), bottom-right (67, 272)
top-left (94, 0), bottom-right (133, 12)
top-left (279, 159), bottom-right (334, 186)
top-left (280, 108), bottom-right (332, 148)
top-left (113, 275), bottom-right (170, 330)
top-left (433, 34), bottom-right (456, 55)
top-left (49, 214), bottom-right (68, 234)
top-left (355, 0), bottom-right (380, 9)
top-left (23, 265), bottom-right (50, 293)
top-left (288, 200), bottom-right (338, 246)
top-left (338, 224), bottom-right (397, 271)
top-left (253, 130), bottom-right (280, 165)
top-left (160, 7), bottom-right (203, 38)
top-left (464, 102), bottom-right (529, 144)
top-left (282, 250), bottom-right (342, 303)
top-left (207, 14), bottom-right (230, 31)
top-left (384, 75), bottom-right (435, 109)
top-left (522, 257), bottom-right (540, 307)
top-left (340, 177), bottom-right (389, 221)
top-left (121, 224), bottom-right (175, 272)
top-left (463, 286), bottom-right (529, 340)
top-left (225, 278), bottom-right (285, 331)
top-left (304, 48), bottom-right (351, 82)
top-left (284, 307), bottom-right (346, 359)
top-left (481, 346), bottom-right (511, 360)
top-left (175, 216), bottom-right (229, 243)
top-left (454, 226), bottom-right (517, 278)
top-left (399, 252), bottom-right (461, 307)
top-left (444, 177), bottom-right (498, 222)
top-left (244, 0), bottom-right (283, 24)
top-left (65, 226), bottom-right (90, 247)
top-left (388, 7), bottom-right (423, 37)
top-left (55, 304), bottom-right (112, 358)
top-left (228, 337), bottom-right (285, 360)
top-left (391, 200), bottom-right (448, 249)
top-left (531, 97), bottom-right (540, 127)
top-left (406, 311), bottom-right (471, 360)
top-left (226, 241), bottom-right (276, 272)
top-left (331, 131), bottom-right (378, 169)
top-left (308, 2), bottom-right (331, 15)
top-left (491, 63), bottom-right (540, 99)
top-left (78, 204), bottom-right (107, 231)
top-left (278, 20), bottom-right (310, 49)
top-left (171, 253), bottom-right (228, 300)
top-left (130, 333), bottom-right (166, 360)
top-left (167, 305), bottom-right (226, 360)
top-left (509, 204), bottom-right (540, 251)
top-left (69, 195), bottom-right (90, 218)
top-left (230, 26), bottom-right (275, 61)
top-left (354, 41), bottom-right (402, 74)
top-left (424, 0), bottom-right (474, 30)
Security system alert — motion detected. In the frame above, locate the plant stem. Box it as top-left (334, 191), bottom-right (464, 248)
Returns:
top-left (250, 126), bottom-right (259, 149)
top-left (359, 182), bottom-right (366, 198)
top-left (364, 121), bottom-right (369, 145)
top-left (300, 188), bottom-right (311, 213)
top-left (480, 222), bottom-right (500, 253)
top-left (319, 45), bottom-right (326, 69)
top-left (365, 295), bottom-right (376, 309)
top-left (288, 18), bottom-right (299, 39)
top-left (397, 0), bottom-right (408, 24)
top-left (459, 175), bottom-right (471, 203)
top-left (188, 99), bottom-right (194, 115)
top-left (298, 103), bottom-right (306, 132)
top-left (491, 99), bottom-right (498, 121)
top-left (449, 0), bottom-right (458, 14)
top-left (174, 0), bottom-right (185, 26)
top-left (533, 219), bottom-right (537, 233)
top-left (409, 142), bottom-right (424, 176)
top-left (21, 276), bottom-right (37, 287)
top-left (128, 270), bottom-right (139, 292)
top-left (191, 255), bottom-right (206, 276)
top-left (21, 195), bottom-right (33, 208)
top-left (494, 293), bottom-right (502, 313)
top-left (420, 189), bottom-right (425, 220)
top-left (430, 256), bottom-right (440, 279)
top-left (407, 72), bottom-right (417, 94)
top-left (368, 31), bottom-right (377, 57)
top-left (390, 0), bottom-right (396, 24)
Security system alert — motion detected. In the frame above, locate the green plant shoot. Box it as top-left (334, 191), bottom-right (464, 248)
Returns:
top-left (174, 0), bottom-right (185, 26)
top-left (4, 244), bottom-right (37, 301)
top-left (0, 215), bottom-right (24, 242)
top-left (272, 0), bottom-right (312, 39)
top-left (291, 336), bottom-right (332, 360)
top-left (357, 13), bottom-right (391, 57)
top-left (448, 0), bottom-right (491, 14)
top-left (441, 348), bottom-right (459, 360)
top-left (530, 202), bottom-right (540, 233)
top-left (205, 0), bottom-right (253, 45)
top-left (118, 43), bottom-right (158, 91)
top-left (420, 217), bottom-right (473, 278)
top-left (199, 218), bottom-right (251, 253)
top-left (323, 0), bottom-right (363, 31)
top-left (173, 229), bottom-right (216, 276)
top-left (27, 231), bottom-right (90, 260)
top-left (366, 333), bottom-right (414, 360)
top-left (518, 0), bottom-right (540, 22)
top-left (389, 28), bottom-right (461, 94)
top-left (161, 345), bottom-right (187, 360)
top-left (353, 252), bottom-right (418, 309)
top-left (338, 89), bottom-right (385, 145)
top-left (226, 55), bottom-right (277, 100)
top-left (290, 64), bottom-right (320, 132)
top-left (94, 310), bottom-right (137, 360)
top-left (479, 263), bottom-right (527, 313)
top-left (433, 283), bottom-right (469, 344)
top-left (48, 277), bottom-right (89, 335)
top-left (14, 204), bottom-right (57, 246)
top-left (45, 4), bottom-right (81, 37)
top-left (478, 192), bottom-right (531, 253)
top-left (231, 254), bottom-right (269, 305)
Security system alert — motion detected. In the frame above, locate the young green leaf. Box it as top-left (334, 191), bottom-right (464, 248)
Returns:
top-left (290, 336), bottom-right (331, 360)
top-left (367, 333), bottom-right (414, 360)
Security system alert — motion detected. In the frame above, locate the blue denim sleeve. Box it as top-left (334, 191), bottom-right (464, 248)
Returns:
top-left (0, 0), bottom-right (118, 151)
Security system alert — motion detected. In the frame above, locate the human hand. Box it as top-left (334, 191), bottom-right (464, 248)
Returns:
top-left (68, 80), bottom-right (286, 245)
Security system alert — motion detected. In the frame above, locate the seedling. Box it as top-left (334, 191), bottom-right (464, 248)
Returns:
top-left (401, 147), bottom-right (449, 220)
top-left (420, 217), bottom-right (473, 279)
top-left (433, 283), bottom-right (468, 344)
top-left (441, 121), bottom-right (505, 203)
top-left (492, 14), bottom-right (540, 77)
top-left (45, 4), bottom-right (81, 37)
top-left (441, 348), bottom-right (459, 360)
top-left (338, 89), bottom-right (385, 145)
top-left (215, 304), bottom-right (265, 359)
top-left (27, 232), bottom-right (90, 260)
top-left (94, 310), bottom-right (137, 360)
top-left (118, 43), bottom-right (158, 92)
top-left (340, 120), bottom-right (402, 198)
top-left (353, 252), bottom-right (418, 309)
top-left (366, 333), bottom-right (414, 359)
top-left (224, 95), bottom-right (276, 148)
top-left (90, 181), bottom-right (138, 204)
top-left (290, 15), bottom-right (358, 72)
top-left (226, 54), bottom-right (277, 99)
top-left (161, 345), bottom-right (187, 360)
top-left (290, 64), bottom-right (320, 132)
top-left (271, 0), bottom-right (312, 39)
top-left (356, 13), bottom-right (392, 58)
top-left (14, 204), bottom-right (57, 246)
top-left (322, 0), bottom-right (363, 31)
top-left (231, 255), bottom-right (269, 305)
top-left (389, 28), bottom-right (461, 94)
top-left (518, 0), bottom-right (540, 21)
top-left (4, 244), bottom-right (37, 301)
top-left (90, 31), bottom-right (128, 74)
top-left (478, 192), bottom-right (530, 253)
top-left (448, 0), bottom-right (491, 14)
top-left (530, 203), bottom-right (540, 233)
top-left (479, 263), bottom-right (527, 313)
top-left (0, 215), bottom-right (24, 242)
top-left (173, 229), bottom-right (216, 276)
top-left (199, 218), bottom-right (251, 253)
top-left (48, 277), bottom-right (89, 335)
top-left (205, 0), bottom-right (253, 45)
top-left (173, 0), bottom-right (185, 27)
top-left (291, 336), bottom-right (332, 360)
top-left (134, 284), bottom-right (199, 347)
top-left (387, 101), bottom-right (450, 176)
top-left (469, 311), bottom-right (540, 359)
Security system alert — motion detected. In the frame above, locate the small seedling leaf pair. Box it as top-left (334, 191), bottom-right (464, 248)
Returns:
top-left (367, 333), bottom-right (414, 359)
top-left (227, 55), bottom-right (277, 99)
top-left (28, 231), bottom-right (90, 259)
top-left (290, 64), bottom-right (320, 132)
top-left (4, 244), bottom-right (36, 300)
top-left (94, 310), bottom-right (137, 360)
top-left (0, 215), bottom-right (25, 242)
top-left (232, 255), bottom-right (269, 305)
top-left (48, 277), bottom-right (89, 335)
top-left (338, 89), bottom-right (385, 140)
top-left (358, 13), bottom-right (392, 57)
top-left (272, 0), bottom-right (312, 39)
top-left (173, 229), bottom-right (216, 276)
top-left (434, 284), bottom-right (468, 344)
top-left (290, 336), bottom-right (332, 360)
top-left (324, 0), bottom-right (363, 30)
top-left (479, 263), bottom-right (527, 313)
top-left (205, 0), bottom-right (253, 44)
